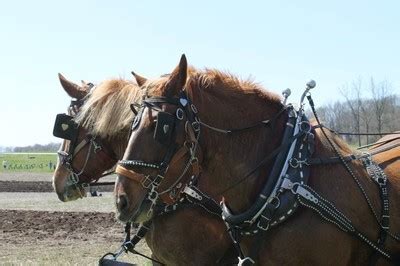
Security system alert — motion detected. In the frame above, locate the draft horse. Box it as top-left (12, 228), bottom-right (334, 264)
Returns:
top-left (116, 55), bottom-right (400, 265)
top-left (52, 74), bottom-right (237, 265)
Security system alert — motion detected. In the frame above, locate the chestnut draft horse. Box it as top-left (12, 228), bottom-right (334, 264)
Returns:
top-left (116, 55), bottom-right (400, 265)
top-left (52, 74), bottom-right (237, 265)
top-left (52, 73), bottom-right (121, 201)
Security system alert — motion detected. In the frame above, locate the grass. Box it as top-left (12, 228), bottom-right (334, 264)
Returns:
top-left (0, 153), bottom-right (57, 173)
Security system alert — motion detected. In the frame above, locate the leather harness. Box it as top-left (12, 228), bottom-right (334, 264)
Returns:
top-left (110, 89), bottom-right (399, 265)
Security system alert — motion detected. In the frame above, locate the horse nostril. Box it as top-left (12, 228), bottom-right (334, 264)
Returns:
top-left (117, 194), bottom-right (128, 212)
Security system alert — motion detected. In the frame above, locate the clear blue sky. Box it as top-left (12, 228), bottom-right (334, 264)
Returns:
top-left (0, 0), bottom-right (399, 147)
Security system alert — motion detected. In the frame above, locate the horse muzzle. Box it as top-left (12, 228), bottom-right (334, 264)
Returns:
top-left (115, 177), bottom-right (153, 223)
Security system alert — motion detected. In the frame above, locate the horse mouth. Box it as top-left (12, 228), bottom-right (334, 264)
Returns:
top-left (58, 185), bottom-right (86, 202)
top-left (115, 194), bottom-right (153, 224)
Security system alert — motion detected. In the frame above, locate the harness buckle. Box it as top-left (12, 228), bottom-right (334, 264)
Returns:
top-left (257, 215), bottom-right (270, 231)
top-left (192, 121), bottom-right (201, 132)
top-left (141, 175), bottom-right (154, 189)
top-left (152, 174), bottom-right (164, 187)
top-left (141, 174), bottom-right (164, 189)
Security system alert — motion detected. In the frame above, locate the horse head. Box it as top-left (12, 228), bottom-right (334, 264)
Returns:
top-left (114, 55), bottom-right (201, 223)
top-left (53, 74), bottom-right (141, 202)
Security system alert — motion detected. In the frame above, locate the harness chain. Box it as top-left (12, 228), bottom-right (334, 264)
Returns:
top-left (306, 94), bottom-right (398, 260)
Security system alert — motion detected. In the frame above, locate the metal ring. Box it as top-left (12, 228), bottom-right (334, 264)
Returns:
top-left (148, 190), bottom-right (158, 201)
top-left (289, 158), bottom-right (299, 168)
top-left (299, 121), bottom-right (311, 133)
top-left (176, 108), bottom-right (184, 120)
top-left (290, 182), bottom-right (300, 194)
top-left (270, 196), bottom-right (281, 209)
top-left (192, 121), bottom-right (200, 132)
top-left (191, 104), bottom-right (198, 114)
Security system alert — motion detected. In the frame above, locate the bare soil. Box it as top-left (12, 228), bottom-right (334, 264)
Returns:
top-left (0, 180), bottom-right (114, 192)
top-left (0, 210), bottom-right (121, 244)
top-left (0, 172), bottom-right (150, 265)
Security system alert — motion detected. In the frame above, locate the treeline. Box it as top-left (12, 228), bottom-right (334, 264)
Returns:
top-left (12, 143), bottom-right (60, 153)
top-left (314, 78), bottom-right (400, 146)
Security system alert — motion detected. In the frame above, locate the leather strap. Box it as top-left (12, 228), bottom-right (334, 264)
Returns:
top-left (116, 165), bottom-right (143, 183)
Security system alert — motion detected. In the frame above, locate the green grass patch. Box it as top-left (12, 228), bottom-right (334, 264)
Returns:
top-left (0, 153), bottom-right (57, 173)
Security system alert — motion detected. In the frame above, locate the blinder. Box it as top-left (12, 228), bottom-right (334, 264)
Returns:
top-left (53, 113), bottom-right (79, 141)
top-left (154, 111), bottom-right (176, 146)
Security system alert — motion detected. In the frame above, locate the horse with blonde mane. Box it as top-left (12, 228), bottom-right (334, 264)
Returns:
top-left (53, 74), bottom-right (139, 201)
top-left (116, 55), bottom-right (400, 265)
top-left (52, 74), bottom-right (237, 265)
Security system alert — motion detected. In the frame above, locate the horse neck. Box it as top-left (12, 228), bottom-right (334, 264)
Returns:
top-left (192, 90), bottom-right (286, 211)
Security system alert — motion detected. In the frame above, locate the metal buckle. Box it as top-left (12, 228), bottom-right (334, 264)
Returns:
top-left (257, 215), bottom-right (270, 231)
top-left (270, 196), bottom-right (281, 209)
top-left (141, 175), bottom-right (154, 189)
top-left (192, 121), bottom-right (201, 132)
top-left (152, 174), bottom-right (164, 187)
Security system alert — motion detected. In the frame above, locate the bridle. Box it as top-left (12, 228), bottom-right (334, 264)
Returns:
top-left (116, 92), bottom-right (202, 212)
top-left (116, 89), bottom-right (288, 217)
top-left (54, 93), bottom-right (117, 190)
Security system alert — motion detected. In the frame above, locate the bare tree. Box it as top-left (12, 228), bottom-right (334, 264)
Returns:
top-left (317, 77), bottom-right (399, 147)
top-left (370, 78), bottom-right (392, 136)
top-left (340, 79), bottom-right (363, 146)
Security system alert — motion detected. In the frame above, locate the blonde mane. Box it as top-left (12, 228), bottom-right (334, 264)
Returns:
top-left (75, 79), bottom-right (144, 139)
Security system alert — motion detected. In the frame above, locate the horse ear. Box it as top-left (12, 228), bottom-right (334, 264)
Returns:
top-left (165, 54), bottom-right (187, 97)
top-left (131, 71), bottom-right (147, 86)
top-left (58, 73), bottom-right (88, 100)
